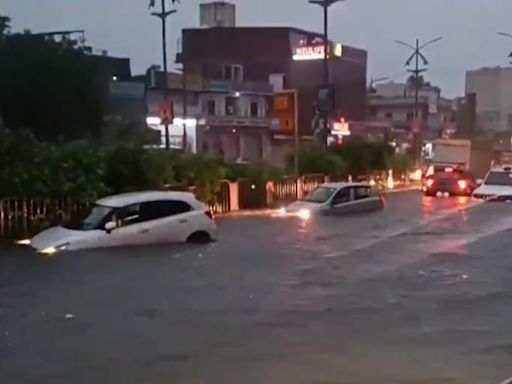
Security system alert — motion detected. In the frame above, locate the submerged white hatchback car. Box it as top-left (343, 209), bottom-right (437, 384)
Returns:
top-left (284, 182), bottom-right (384, 219)
top-left (24, 191), bottom-right (217, 254)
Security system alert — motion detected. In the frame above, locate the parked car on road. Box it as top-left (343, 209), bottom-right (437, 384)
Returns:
top-left (282, 182), bottom-right (384, 219)
top-left (473, 165), bottom-right (512, 201)
top-left (19, 191), bottom-right (217, 254)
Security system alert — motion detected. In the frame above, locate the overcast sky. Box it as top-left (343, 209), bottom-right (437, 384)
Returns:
top-left (3, 0), bottom-right (512, 97)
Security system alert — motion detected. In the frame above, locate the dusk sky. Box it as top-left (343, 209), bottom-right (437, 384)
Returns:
top-left (3, 0), bottom-right (512, 97)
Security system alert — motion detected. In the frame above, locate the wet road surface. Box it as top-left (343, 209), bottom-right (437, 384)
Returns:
top-left (1, 191), bottom-right (512, 384)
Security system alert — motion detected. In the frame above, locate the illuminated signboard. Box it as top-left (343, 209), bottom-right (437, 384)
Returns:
top-left (272, 90), bottom-right (297, 132)
top-left (331, 118), bottom-right (351, 136)
top-left (292, 36), bottom-right (343, 61)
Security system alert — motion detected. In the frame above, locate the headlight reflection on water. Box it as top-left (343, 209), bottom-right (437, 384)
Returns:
top-left (296, 209), bottom-right (311, 220)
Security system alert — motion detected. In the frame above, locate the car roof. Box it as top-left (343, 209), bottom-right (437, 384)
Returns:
top-left (490, 165), bottom-right (512, 172)
top-left (321, 182), bottom-right (373, 189)
top-left (96, 190), bottom-right (200, 208)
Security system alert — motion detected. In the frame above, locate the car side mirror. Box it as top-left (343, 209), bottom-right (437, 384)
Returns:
top-left (476, 179), bottom-right (483, 186)
top-left (104, 221), bottom-right (117, 234)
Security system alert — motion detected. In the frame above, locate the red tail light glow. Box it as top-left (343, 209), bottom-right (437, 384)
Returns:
top-left (426, 178), bottom-right (434, 187)
top-left (458, 180), bottom-right (468, 190)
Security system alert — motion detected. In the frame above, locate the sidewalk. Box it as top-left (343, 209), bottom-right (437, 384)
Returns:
top-left (220, 184), bottom-right (421, 217)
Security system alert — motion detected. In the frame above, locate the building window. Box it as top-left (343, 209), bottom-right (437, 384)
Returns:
top-left (406, 111), bottom-right (414, 121)
top-left (206, 100), bottom-right (215, 115)
top-left (233, 65), bottom-right (243, 81)
top-left (385, 112), bottom-right (393, 119)
top-left (369, 107), bottom-right (376, 117)
top-left (223, 64), bottom-right (243, 81)
top-left (203, 63), bottom-right (223, 79)
top-left (250, 102), bottom-right (259, 117)
top-left (225, 96), bottom-right (237, 115)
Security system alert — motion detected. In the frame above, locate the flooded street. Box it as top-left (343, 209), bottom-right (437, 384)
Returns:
top-left (1, 191), bottom-right (512, 383)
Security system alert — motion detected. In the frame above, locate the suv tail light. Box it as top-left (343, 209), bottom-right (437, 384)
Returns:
top-left (457, 179), bottom-right (468, 190)
top-left (426, 178), bottom-right (434, 187)
top-left (205, 210), bottom-right (214, 220)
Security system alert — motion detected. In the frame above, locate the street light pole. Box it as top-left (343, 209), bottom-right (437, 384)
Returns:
top-left (309, 0), bottom-right (345, 146)
top-left (497, 32), bottom-right (512, 63)
top-left (395, 36), bottom-right (442, 164)
top-left (150, 0), bottom-right (178, 150)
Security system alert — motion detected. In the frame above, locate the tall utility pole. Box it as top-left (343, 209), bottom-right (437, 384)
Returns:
top-left (149, 0), bottom-right (178, 150)
top-left (395, 37), bottom-right (442, 164)
top-left (308, 0), bottom-right (345, 146)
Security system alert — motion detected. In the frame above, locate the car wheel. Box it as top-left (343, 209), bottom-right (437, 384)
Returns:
top-left (186, 231), bottom-right (212, 244)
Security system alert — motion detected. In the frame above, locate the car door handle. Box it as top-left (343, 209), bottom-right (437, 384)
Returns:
top-left (179, 219), bottom-right (188, 224)
top-left (139, 228), bottom-right (149, 234)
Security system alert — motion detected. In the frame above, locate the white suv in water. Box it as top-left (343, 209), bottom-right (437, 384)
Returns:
top-left (23, 191), bottom-right (217, 254)
top-left (473, 165), bottom-right (512, 201)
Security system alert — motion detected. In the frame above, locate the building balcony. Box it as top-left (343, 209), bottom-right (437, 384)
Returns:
top-left (203, 79), bottom-right (274, 95)
top-left (198, 115), bottom-right (273, 128)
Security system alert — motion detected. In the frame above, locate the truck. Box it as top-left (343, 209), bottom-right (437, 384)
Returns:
top-left (428, 139), bottom-right (472, 170)
top-left (422, 139), bottom-right (474, 196)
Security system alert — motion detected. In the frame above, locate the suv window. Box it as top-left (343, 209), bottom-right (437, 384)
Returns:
top-left (332, 187), bottom-right (351, 205)
top-left (140, 200), bottom-right (192, 221)
top-left (353, 186), bottom-right (370, 200)
top-left (113, 203), bottom-right (141, 227)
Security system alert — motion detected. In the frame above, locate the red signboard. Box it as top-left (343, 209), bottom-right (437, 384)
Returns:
top-left (158, 100), bottom-right (174, 123)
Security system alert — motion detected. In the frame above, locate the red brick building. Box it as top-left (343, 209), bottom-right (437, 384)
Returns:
top-left (176, 26), bottom-right (367, 137)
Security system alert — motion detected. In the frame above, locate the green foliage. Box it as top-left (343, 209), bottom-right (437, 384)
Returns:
top-left (0, 20), bottom-right (106, 141)
top-left (0, 129), bottom-right (223, 202)
top-left (287, 144), bottom-right (346, 176)
top-left (0, 15), bottom-right (10, 36)
top-left (330, 139), bottom-right (392, 176)
top-left (387, 153), bottom-right (413, 178)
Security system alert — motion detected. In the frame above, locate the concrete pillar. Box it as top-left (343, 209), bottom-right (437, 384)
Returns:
top-left (266, 181), bottom-right (275, 207)
top-left (386, 169), bottom-right (394, 190)
top-left (238, 131), bottom-right (245, 161)
top-left (296, 178), bottom-right (303, 200)
top-left (324, 175), bottom-right (330, 183)
top-left (228, 182), bottom-right (240, 212)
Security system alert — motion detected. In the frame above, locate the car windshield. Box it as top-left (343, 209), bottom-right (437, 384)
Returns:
top-left (302, 187), bottom-right (337, 203)
top-left (82, 205), bottom-right (114, 230)
top-left (484, 171), bottom-right (512, 186)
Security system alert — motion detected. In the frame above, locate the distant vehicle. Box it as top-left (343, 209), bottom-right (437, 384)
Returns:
top-left (19, 191), bottom-right (217, 254)
top-left (473, 165), bottom-right (512, 201)
top-left (428, 139), bottom-right (472, 171)
top-left (282, 182), bottom-right (384, 219)
top-left (423, 166), bottom-right (475, 196)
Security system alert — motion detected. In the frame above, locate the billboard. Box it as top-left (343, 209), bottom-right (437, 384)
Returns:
top-left (272, 90), bottom-right (297, 132)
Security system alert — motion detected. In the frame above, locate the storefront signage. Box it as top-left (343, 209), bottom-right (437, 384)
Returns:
top-left (204, 80), bottom-right (231, 92)
top-left (331, 118), bottom-right (351, 136)
top-left (293, 45), bottom-right (325, 61)
top-left (292, 38), bottom-right (343, 61)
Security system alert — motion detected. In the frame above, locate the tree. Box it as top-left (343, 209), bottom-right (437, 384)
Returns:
top-left (287, 145), bottom-right (346, 176)
top-left (0, 15), bottom-right (10, 36)
top-left (406, 74), bottom-right (431, 89)
top-left (331, 139), bottom-right (392, 176)
top-left (0, 19), bottom-right (107, 141)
